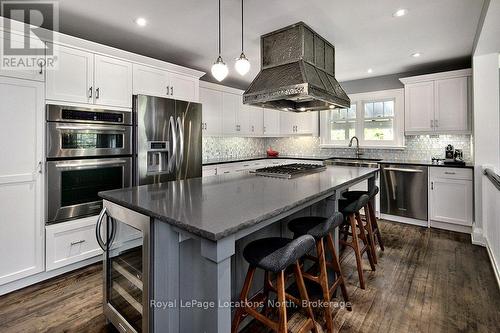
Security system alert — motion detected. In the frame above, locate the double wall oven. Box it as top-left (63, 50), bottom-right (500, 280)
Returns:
top-left (46, 105), bottom-right (133, 224)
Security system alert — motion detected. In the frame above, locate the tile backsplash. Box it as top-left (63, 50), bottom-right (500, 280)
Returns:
top-left (203, 135), bottom-right (473, 162)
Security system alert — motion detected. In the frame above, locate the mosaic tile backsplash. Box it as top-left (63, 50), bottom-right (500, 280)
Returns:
top-left (203, 135), bottom-right (473, 162)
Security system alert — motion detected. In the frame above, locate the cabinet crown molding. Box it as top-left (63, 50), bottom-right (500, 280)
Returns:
top-left (399, 68), bottom-right (472, 84)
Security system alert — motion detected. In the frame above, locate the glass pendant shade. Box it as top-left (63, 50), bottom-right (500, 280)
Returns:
top-left (211, 56), bottom-right (228, 82)
top-left (235, 52), bottom-right (250, 76)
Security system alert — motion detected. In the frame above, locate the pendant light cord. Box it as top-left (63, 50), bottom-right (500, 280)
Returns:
top-left (241, 0), bottom-right (244, 53)
top-left (218, 0), bottom-right (221, 56)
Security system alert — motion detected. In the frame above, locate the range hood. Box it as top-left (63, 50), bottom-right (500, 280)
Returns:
top-left (243, 22), bottom-right (350, 112)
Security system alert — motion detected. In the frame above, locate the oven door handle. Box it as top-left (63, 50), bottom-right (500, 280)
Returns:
top-left (55, 125), bottom-right (127, 132)
top-left (54, 159), bottom-right (129, 169)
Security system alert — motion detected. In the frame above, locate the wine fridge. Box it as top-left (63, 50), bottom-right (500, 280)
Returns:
top-left (97, 200), bottom-right (151, 333)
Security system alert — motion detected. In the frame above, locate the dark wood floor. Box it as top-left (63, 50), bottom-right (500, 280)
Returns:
top-left (1, 221), bottom-right (499, 333)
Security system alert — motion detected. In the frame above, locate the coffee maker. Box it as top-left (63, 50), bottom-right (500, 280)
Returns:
top-left (445, 144), bottom-right (454, 160)
top-left (444, 144), bottom-right (465, 165)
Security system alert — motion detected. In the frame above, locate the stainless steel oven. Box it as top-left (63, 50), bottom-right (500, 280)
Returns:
top-left (46, 105), bottom-right (132, 158)
top-left (46, 104), bottom-right (133, 224)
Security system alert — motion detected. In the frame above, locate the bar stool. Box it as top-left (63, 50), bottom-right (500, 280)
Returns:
top-left (287, 212), bottom-right (350, 333)
top-left (339, 194), bottom-right (376, 290)
top-left (342, 186), bottom-right (384, 256)
top-left (232, 235), bottom-right (318, 333)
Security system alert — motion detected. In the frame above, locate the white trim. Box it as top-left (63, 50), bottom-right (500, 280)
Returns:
top-left (430, 220), bottom-right (472, 234)
top-left (485, 236), bottom-right (500, 291)
top-left (0, 256), bottom-right (101, 296)
top-left (399, 69), bottom-right (472, 84)
top-left (471, 226), bottom-right (487, 246)
top-left (199, 80), bottom-right (244, 95)
top-left (380, 213), bottom-right (428, 227)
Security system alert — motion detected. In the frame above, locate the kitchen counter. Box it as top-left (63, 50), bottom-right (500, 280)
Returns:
top-left (98, 166), bottom-right (379, 333)
top-left (100, 166), bottom-right (378, 241)
top-left (379, 159), bottom-right (474, 168)
top-left (202, 155), bottom-right (329, 166)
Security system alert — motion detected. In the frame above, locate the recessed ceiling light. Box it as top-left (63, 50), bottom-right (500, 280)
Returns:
top-left (392, 9), bottom-right (408, 17)
top-left (412, 52), bottom-right (421, 58)
top-left (367, 68), bottom-right (373, 74)
top-left (329, 105), bottom-right (335, 109)
top-left (135, 17), bottom-right (147, 27)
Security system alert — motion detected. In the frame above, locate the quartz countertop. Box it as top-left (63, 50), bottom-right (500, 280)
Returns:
top-left (378, 159), bottom-right (474, 168)
top-left (99, 166), bottom-right (378, 241)
top-left (202, 155), bottom-right (329, 166)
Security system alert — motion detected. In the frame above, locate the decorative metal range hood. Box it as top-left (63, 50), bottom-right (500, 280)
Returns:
top-left (243, 22), bottom-right (350, 112)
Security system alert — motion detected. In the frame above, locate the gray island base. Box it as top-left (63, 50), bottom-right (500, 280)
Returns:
top-left (99, 166), bottom-right (379, 333)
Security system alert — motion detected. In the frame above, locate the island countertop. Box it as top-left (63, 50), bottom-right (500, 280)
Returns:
top-left (99, 166), bottom-right (378, 241)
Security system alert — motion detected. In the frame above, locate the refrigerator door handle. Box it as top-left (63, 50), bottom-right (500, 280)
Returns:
top-left (167, 116), bottom-right (177, 173)
top-left (176, 116), bottom-right (184, 171)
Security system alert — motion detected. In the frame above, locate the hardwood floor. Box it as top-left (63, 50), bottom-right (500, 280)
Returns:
top-left (0, 221), bottom-right (499, 333)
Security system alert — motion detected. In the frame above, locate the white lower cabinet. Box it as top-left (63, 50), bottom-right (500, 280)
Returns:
top-left (202, 159), bottom-right (324, 177)
top-left (45, 217), bottom-right (102, 271)
top-left (0, 77), bottom-right (44, 286)
top-left (429, 167), bottom-right (473, 227)
top-left (202, 165), bottom-right (218, 177)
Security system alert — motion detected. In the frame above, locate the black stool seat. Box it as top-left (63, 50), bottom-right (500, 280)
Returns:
top-left (288, 212), bottom-right (343, 239)
top-left (342, 186), bottom-right (379, 202)
top-left (339, 194), bottom-right (370, 214)
top-left (243, 235), bottom-right (315, 273)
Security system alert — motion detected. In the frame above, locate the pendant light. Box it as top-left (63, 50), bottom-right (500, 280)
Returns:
top-left (211, 0), bottom-right (228, 81)
top-left (234, 0), bottom-right (250, 76)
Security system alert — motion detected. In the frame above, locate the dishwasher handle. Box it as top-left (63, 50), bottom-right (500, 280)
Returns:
top-left (384, 167), bottom-right (424, 173)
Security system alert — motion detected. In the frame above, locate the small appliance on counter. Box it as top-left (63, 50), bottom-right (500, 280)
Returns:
top-left (443, 144), bottom-right (466, 166)
top-left (266, 146), bottom-right (279, 157)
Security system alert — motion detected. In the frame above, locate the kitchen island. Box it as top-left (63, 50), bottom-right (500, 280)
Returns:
top-left (98, 165), bottom-right (378, 333)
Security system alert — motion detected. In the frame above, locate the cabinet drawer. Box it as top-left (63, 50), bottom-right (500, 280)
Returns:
top-left (430, 167), bottom-right (472, 180)
top-left (46, 216), bottom-right (102, 271)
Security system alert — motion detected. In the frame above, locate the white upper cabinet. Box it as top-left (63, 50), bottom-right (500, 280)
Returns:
top-left (94, 54), bottom-right (132, 108)
top-left (169, 72), bottom-right (198, 102)
top-left (404, 81), bottom-right (435, 133)
top-left (434, 77), bottom-right (469, 132)
top-left (280, 111), bottom-right (314, 135)
top-left (47, 45), bottom-right (132, 108)
top-left (247, 106), bottom-right (264, 136)
top-left (222, 92), bottom-right (240, 135)
top-left (0, 77), bottom-right (44, 285)
top-left (400, 69), bottom-right (471, 134)
top-left (0, 32), bottom-right (45, 81)
top-left (263, 108), bottom-right (281, 136)
top-left (133, 64), bottom-right (169, 97)
top-left (46, 45), bottom-right (93, 104)
top-left (199, 87), bottom-right (223, 135)
top-left (296, 112), bottom-right (314, 134)
top-left (280, 112), bottom-right (296, 135)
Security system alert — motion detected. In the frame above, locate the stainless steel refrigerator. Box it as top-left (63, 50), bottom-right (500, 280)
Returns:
top-left (133, 95), bottom-right (202, 185)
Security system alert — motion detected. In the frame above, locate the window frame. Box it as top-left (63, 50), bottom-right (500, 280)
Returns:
top-left (320, 88), bottom-right (405, 148)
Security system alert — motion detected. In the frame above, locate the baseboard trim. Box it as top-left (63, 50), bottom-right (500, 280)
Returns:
top-left (0, 256), bottom-right (101, 296)
top-left (471, 226), bottom-right (487, 246)
top-left (380, 213), bottom-right (428, 227)
top-left (484, 237), bottom-right (500, 291)
top-left (430, 221), bottom-right (472, 234)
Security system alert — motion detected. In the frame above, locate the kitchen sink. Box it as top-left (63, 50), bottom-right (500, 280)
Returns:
top-left (325, 157), bottom-right (381, 168)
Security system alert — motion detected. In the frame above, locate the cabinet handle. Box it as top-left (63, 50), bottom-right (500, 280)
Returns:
top-left (430, 120), bottom-right (434, 128)
top-left (263, 126), bottom-right (266, 133)
top-left (431, 181), bottom-right (434, 190)
top-left (38, 60), bottom-right (43, 75)
top-left (88, 87), bottom-right (93, 99)
top-left (205, 123), bottom-right (207, 130)
top-left (435, 119), bottom-right (438, 128)
top-left (444, 171), bottom-right (456, 175)
top-left (251, 125), bottom-right (254, 132)
top-left (95, 88), bottom-right (100, 99)
top-left (70, 240), bottom-right (86, 246)
top-left (37, 161), bottom-right (42, 174)
top-left (166, 86), bottom-right (170, 95)
top-left (171, 86), bottom-right (174, 95)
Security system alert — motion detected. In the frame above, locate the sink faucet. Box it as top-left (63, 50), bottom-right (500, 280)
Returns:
top-left (348, 136), bottom-right (363, 159)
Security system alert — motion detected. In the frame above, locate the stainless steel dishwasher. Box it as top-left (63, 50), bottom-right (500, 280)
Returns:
top-left (380, 164), bottom-right (428, 221)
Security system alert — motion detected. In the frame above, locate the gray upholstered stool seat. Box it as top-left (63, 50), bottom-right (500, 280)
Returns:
top-left (339, 194), bottom-right (370, 215)
top-left (342, 186), bottom-right (379, 202)
top-left (288, 212), bottom-right (344, 239)
top-left (242, 235), bottom-right (315, 273)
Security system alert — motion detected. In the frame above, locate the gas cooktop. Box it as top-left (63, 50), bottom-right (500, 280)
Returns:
top-left (253, 163), bottom-right (326, 179)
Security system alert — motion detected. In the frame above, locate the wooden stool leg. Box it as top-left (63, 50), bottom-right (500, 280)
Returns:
top-left (232, 266), bottom-right (256, 333)
top-left (276, 270), bottom-right (288, 333)
top-left (355, 213), bottom-right (376, 271)
top-left (261, 271), bottom-right (271, 316)
top-left (368, 200), bottom-right (385, 251)
top-left (363, 205), bottom-right (378, 265)
top-left (326, 233), bottom-right (351, 311)
top-left (316, 238), bottom-right (334, 333)
top-left (294, 262), bottom-right (318, 333)
top-left (349, 213), bottom-right (366, 289)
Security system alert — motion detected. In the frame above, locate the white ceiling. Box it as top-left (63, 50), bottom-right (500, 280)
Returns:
top-left (56, 0), bottom-right (484, 89)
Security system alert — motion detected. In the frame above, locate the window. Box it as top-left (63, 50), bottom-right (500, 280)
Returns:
top-left (320, 89), bottom-right (404, 148)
